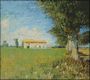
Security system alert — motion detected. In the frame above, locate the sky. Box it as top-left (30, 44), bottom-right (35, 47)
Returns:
top-left (1, 1), bottom-right (56, 46)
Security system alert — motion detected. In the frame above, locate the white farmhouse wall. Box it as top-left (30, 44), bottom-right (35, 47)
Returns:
top-left (24, 43), bottom-right (28, 48)
top-left (23, 42), bottom-right (48, 48)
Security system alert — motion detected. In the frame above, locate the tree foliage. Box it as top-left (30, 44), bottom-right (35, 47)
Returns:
top-left (14, 39), bottom-right (19, 47)
top-left (38, 0), bottom-right (89, 45)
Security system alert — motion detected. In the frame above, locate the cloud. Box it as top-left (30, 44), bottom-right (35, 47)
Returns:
top-left (1, 18), bottom-right (9, 29)
top-left (1, 18), bottom-right (10, 45)
top-left (0, 18), bottom-right (55, 46)
top-left (5, 27), bottom-right (55, 46)
top-left (14, 27), bottom-right (49, 41)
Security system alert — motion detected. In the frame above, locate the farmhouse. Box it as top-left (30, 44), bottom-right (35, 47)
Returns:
top-left (22, 39), bottom-right (47, 48)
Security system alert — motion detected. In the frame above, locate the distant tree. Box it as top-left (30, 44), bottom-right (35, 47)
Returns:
top-left (22, 42), bottom-right (24, 47)
top-left (14, 39), bottom-right (19, 48)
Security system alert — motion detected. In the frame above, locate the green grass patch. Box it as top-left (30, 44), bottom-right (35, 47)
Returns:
top-left (1, 47), bottom-right (66, 79)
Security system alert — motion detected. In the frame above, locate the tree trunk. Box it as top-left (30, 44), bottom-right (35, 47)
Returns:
top-left (66, 35), bottom-right (79, 60)
top-left (76, 33), bottom-right (80, 59)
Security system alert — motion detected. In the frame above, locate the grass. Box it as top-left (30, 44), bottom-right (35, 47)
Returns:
top-left (79, 48), bottom-right (89, 55)
top-left (1, 47), bottom-right (66, 79)
top-left (1, 47), bottom-right (89, 79)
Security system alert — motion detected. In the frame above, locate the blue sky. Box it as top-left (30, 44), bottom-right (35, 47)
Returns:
top-left (1, 1), bottom-right (56, 46)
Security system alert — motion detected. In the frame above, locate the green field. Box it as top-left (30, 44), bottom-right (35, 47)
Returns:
top-left (1, 47), bottom-right (66, 79)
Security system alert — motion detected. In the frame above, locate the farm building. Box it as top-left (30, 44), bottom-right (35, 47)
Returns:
top-left (22, 39), bottom-right (48, 48)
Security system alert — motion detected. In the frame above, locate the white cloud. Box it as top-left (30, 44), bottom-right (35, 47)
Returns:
top-left (1, 18), bottom-right (9, 29)
top-left (1, 22), bottom-right (56, 46)
top-left (5, 27), bottom-right (54, 46)
top-left (1, 18), bottom-right (10, 45)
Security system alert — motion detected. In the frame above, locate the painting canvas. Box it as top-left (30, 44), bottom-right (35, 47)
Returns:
top-left (1, 0), bottom-right (89, 79)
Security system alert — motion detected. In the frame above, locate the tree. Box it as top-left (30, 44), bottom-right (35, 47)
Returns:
top-left (14, 39), bottom-right (19, 48)
top-left (38, 0), bottom-right (89, 60)
top-left (22, 42), bottom-right (24, 47)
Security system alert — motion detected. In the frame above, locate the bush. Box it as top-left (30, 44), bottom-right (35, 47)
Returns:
top-left (51, 56), bottom-right (90, 79)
